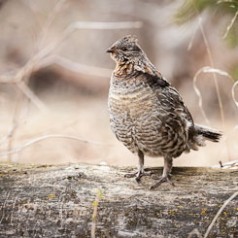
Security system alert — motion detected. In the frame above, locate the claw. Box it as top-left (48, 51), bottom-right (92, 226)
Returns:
top-left (124, 170), bottom-right (153, 183)
top-left (150, 176), bottom-right (175, 190)
top-left (124, 172), bottom-right (138, 178)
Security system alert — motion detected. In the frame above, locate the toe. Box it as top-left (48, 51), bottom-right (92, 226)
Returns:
top-left (150, 176), bottom-right (174, 190)
top-left (124, 172), bottom-right (137, 178)
top-left (135, 176), bottom-right (141, 183)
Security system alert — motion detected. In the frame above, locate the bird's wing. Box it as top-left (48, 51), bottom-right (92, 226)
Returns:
top-left (144, 72), bottom-right (195, 126)
top-left (142, 72), bottom-right (170, 88)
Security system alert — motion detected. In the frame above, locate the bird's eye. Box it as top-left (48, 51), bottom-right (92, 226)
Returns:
top-left (121, 47), bottom-right (128, 51)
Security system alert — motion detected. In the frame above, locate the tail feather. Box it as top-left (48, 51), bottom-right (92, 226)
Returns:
top-left (195, 125), bottom-right (222, 143)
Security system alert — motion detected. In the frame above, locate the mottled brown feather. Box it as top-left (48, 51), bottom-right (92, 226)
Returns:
top-left (107, 35), bottom-right (222, 186)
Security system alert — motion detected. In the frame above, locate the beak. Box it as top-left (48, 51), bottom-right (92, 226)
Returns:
top-left (106, 47), bottom-right (114, 53)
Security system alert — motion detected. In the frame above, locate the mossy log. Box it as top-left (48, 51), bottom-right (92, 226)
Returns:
top-left (0, 163), bottom-right (237, 238)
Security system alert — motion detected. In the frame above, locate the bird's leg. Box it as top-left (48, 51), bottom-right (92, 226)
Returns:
top-left (150, 155), bottom-right (174, 189)
top-left (124, 150), bottom-right (152, 182)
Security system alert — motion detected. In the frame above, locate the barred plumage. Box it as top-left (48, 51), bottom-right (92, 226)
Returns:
top-left (107, 35), bottom-right (222, 188)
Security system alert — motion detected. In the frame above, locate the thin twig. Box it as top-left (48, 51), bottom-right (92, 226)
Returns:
top-left (204, 191), bottom-right (238, 238)
top-left (212, 160), bottom-right (238, 169)
top-left (0, 129), bottom-right (15, 147)
top-left (51, 20), bottom-right (143, 54)
top-left (223, 10), bottom-right (238, 39)
top-left (33, 21), bottom-right (143, 61)
top-left (197, 15), bottom-right (225, 127)
top-left (17, 82), bottom-right (48, 112)
top-left (7, 89), bottom-right (25, 162)
top-left (231, 80), bottom-right (238, 109)
top-left (193, 66), bottom-right (233, 124)
top-left (68, 21), bottom-right (143, 30)
top-left (0, 1), bottom-right (67, 111)
top-left (7, 124), bottom-right (18, 162)
top-left (193, 68), bottom-right (210, 125)
top-left (0, 19), bottom-right (141, 85)
top-left (40, 55), bottom-right (111, 78)
top-left (0, 134), bottom-right (114, 157)
top-left (37, 0), bottom-right (67, 49)
top-left (187, 22), bottom-right (199, 51)
top-left (0, 75), bottom-right (18, 83)
top-left (0, 62), bottom-right (49, 112)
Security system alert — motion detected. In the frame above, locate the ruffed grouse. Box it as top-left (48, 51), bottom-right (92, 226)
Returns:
top-left (107, 35), bottom-right (221, 189)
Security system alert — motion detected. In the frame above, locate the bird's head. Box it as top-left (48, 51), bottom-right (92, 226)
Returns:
top-left (106, 35), bottom-right (143, 64)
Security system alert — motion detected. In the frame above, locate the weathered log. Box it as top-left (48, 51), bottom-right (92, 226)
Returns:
top-left (0, 163), bottom-right (237, 238)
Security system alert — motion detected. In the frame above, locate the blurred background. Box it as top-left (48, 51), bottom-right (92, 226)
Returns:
top-left (0, 0), bottom-right (237, 167)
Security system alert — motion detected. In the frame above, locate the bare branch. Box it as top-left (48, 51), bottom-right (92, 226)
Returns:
top-left (0, 134), bottom-right (114, 157)
top-left (0, 75), bottom-right (18, 83)
top-left (212, 160), bottom-right (238, 169)
top-left (231, 80), bottom-right (238, 109)
top-left (193, 66), bottom-right (233, 125)
top-left (40, 55), bottom-right (111, 78)
top-left (16, 82), bottom-right (48, 112)
top-left (223, 10), bottom-right (238, 39)
top-left (68, 21), bottom-right (143, 30)
top-left (197, 14), bottom-right (225, 126)
top-left (0, 128), bottom-right (16, 147)
top-left (204, 191), bottom-right (238, 238)
top-left (37, 0), bottom-right (67, 48)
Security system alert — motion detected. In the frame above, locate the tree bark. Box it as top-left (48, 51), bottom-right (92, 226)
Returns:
top-left (0, 163), bottom-right (237, 238)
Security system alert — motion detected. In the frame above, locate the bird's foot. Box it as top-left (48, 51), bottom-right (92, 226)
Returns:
top-left (124, 170), bottom-right (153, 183)
top-left (150, 175), bottom-right (174, 190)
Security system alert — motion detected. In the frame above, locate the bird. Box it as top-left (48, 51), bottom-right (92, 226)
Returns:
top-left (106, 35), bottom-right (222, 189)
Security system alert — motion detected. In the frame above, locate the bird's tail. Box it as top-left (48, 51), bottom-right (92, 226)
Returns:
top-left (195, 125), bottom-right (222, 143)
